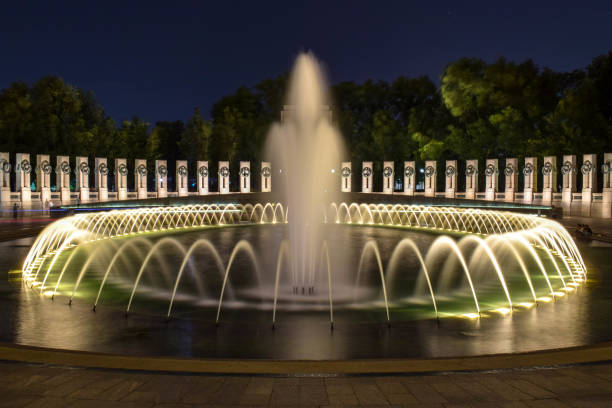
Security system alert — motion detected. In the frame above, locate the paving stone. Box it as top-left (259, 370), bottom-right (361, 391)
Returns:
top-left (327, 392), bottom-right (359, 404)
top-left (403, 382), bottom-right (448, 404)
top-left (353, 383), bottom-right (388, 405)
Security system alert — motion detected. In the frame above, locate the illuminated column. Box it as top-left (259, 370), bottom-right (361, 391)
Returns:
top-left (522, 157), bottom-right (537, 203)
top-left (340, 162), bottom-right (351, 192)
top-left (95, 157), bottom-right (108, 201)
top-left (560, 155), bottom-right (576, 205)
top-left (484, 159), bottom-right (498, 201)
top-left (602, 153), bottom-right (612, 218)
top-left (424, 160), bottom-right (436, 197)
top-left (541, 156), bottom-right (557, 204)
top-left (197, 161), bottom-right (209, 195)
top-left (581, 154), bottom-right (597, 214)
top-left (0, 152), bottom-right (10, 203)
top-left (75, 156), bottom-right (90, 202)
top-left (239, 161), bottom-right (251, 193)
top-left (36, 154), bottom-right (52, 204)
top-left (176, 160), bottom-right (188, 196)
top-left (403, 161), bottom-right (415, 196)
top-left (261, 162), bottom-right (271, 192)
top-left (503, 158), bottom-right (518, 202)
top-left (465, 159), bottom-right (478, 200)
top-left (56, 156), bottom-right (71, 203)
top-left (115, 158), bottom-right (128, 200)
top-left (219, 161), bottom-right (230, 194)
top-left (15, 153), bottom-right (31, 203)
top-left (135, 159), bottom-right (148, 199)
top-left (362, 162), bottom-right (373, 193)
top-left (154, 160), bottom-right (167, 198)
top-left (382, 161), bottom-right (394, 194)
top-left (445, 160), bottom-right (457, 198)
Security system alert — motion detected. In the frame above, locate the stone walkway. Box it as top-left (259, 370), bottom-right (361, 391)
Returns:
top-left (2, 361), bottom-right (612, 407)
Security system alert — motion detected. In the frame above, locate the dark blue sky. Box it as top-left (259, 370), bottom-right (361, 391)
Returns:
top-left (2, 1), bottom-right (611, 124)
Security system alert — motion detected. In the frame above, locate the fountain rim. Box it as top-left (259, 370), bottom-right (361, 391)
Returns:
top-left (0, 341), bottom-right (611, 374)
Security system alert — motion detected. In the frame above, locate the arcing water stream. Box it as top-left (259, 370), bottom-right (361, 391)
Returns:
top-left (21, 202), bottom-right (586, 324)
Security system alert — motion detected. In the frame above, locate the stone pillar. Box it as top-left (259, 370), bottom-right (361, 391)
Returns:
top-left (115, 158), bottom-right (129, 200)
top-left (261, 162), bottom-right (271, 192)
top-left (424, 160), bottom-right (437, 197)
top-left (197, 161), bottom-right (209, 195)
top-left (219, 161), bottom-right (230, 194)
top-left (75, 156), bottom-right (90, 202)
top-left (602, 153), bottom-right (612, 218)
top-left (581, 154), bottom-right (597, 215)
top-left (542, 156), bottom-right (557, 204)
top-left (445, 160), bottom-right (457, 198)
top-left (504, 158), bottom-right (518, 202)
top-left (135, 159), bottom-right (148, 199)
top-left (56, 156), bottom-right (71, 203)
top-left (465, 159), bottom-right (478, 200)
top-left (176, 160), bottom-right (188, 196)
top-left (36, 154), bottom-right (52, 204)
top-left (95, 158), bottom-right (108, 201)
top-left (484, 159), bottom-right (498, 201)
top-left (523, 157), bottom-right (537, 204)
top-left (15, 153), bottom-right (31, 203)
top-left (362, 162), bottom-right (373, 193)
top-left (403, 161), bottom-right (415, 196)
top-left (154, 160), bottom-right (167, 198)
top-left (560, 155), bottom-right (577, 206)
top-left (382, 161), bottom-right (394, 194)
top-left (239, 161), bottom-right (250, 193)
top-left (340, 162), bottom-right (351, 192)
top-left (0, 152), bottom-right (11, 203)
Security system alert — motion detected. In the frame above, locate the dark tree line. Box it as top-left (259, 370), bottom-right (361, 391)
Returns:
top-left (1, 52), bottom-right (611, 182)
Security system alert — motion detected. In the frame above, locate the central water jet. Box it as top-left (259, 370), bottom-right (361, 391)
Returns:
top-left (265, 52), bottom-right (346, 291)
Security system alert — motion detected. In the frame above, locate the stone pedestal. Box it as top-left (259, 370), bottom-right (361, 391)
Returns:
top-left (561, 155), bottom-right (576, 206)
top-left (95, 158), bottom-right (108, 201)
top-left (523, 157), bottom-right (537, 203)
top-left (542, 156), bottom-right (557, 204)
top-left (504, 158), bottom-right (518, 202)
top-left (75, 156), bottom-right (90, 202)
top-left (261, 162), bottom-right (271, 193)
top-left (362, 162), bottom-right (373, 193)
top-left (56, 156), bottom-right (71, 203)
top-left (382, 161), bottom-right (394, 194)
top-left (135, 159), bottom-right (148, 199)
top-left (116, 158), bottom-right (129, 200)
top-left (36, 154), bottom-right (52, 204)
top-left (219, 161), bottom-right (230, 194)
top-left (484, 159), bottom-right (498, 201)
top-left (0, 152), bottom-right (10, 204)
top-left (404, 161), bottom-right (415, 196)
top-left (424, 160), bottom-right (436, 197)
top-left (176, 160), bottom-right (188, 197)
top-left (602, 153), bottom-right (612, 218)
top-left (239, 161), bottom-right (250, 193)
top-left (581, 154), bottom-right (597, 216)
top-left (16, 153), bottom-right (31, 203)
top-left (154, 160), bottom-right (167, 198)
top-left (445, 160), bottom-right (457, 198)
top-left (341, 162), bottom-right (351, 192)
top-left (465, 159), bottom-right (478, 200)
top-left (197, 161), bottom-right (209, 195)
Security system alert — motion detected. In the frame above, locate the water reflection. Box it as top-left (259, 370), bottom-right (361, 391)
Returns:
top-left (1, 229), bottom-right (609, 359)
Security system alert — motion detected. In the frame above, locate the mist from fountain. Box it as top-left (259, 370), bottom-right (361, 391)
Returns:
top-left (264, 52), bottom-right (346, 290)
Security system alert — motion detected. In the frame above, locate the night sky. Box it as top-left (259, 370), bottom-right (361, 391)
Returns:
top-left (2, 1), bottom-right (611, 124)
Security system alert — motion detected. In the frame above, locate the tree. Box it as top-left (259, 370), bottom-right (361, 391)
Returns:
top-left (179, 107), bottom-right (212, 162)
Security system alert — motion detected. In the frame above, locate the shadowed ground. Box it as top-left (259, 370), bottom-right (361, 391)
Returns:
top-left (2, 360), bottom-right (612, 407)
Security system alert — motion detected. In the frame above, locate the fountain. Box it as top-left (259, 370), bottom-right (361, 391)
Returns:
top-left (11, 53), bottom-right (595, 360)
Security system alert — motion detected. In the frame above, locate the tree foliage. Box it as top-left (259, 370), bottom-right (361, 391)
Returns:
top-left (1, 53), bottom-right (612, 171)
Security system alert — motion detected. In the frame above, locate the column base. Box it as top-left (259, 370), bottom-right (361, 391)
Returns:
top-left (98, 188), bottom-right (108, 201)
top-left (118, 188), bottom-right (128, 200)
top-left (79, 188), bottom-right (89, 202)
top-left (137, 189), bottom-right (147, 199)
top-left (485, 190), bottom-right (495, 201)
